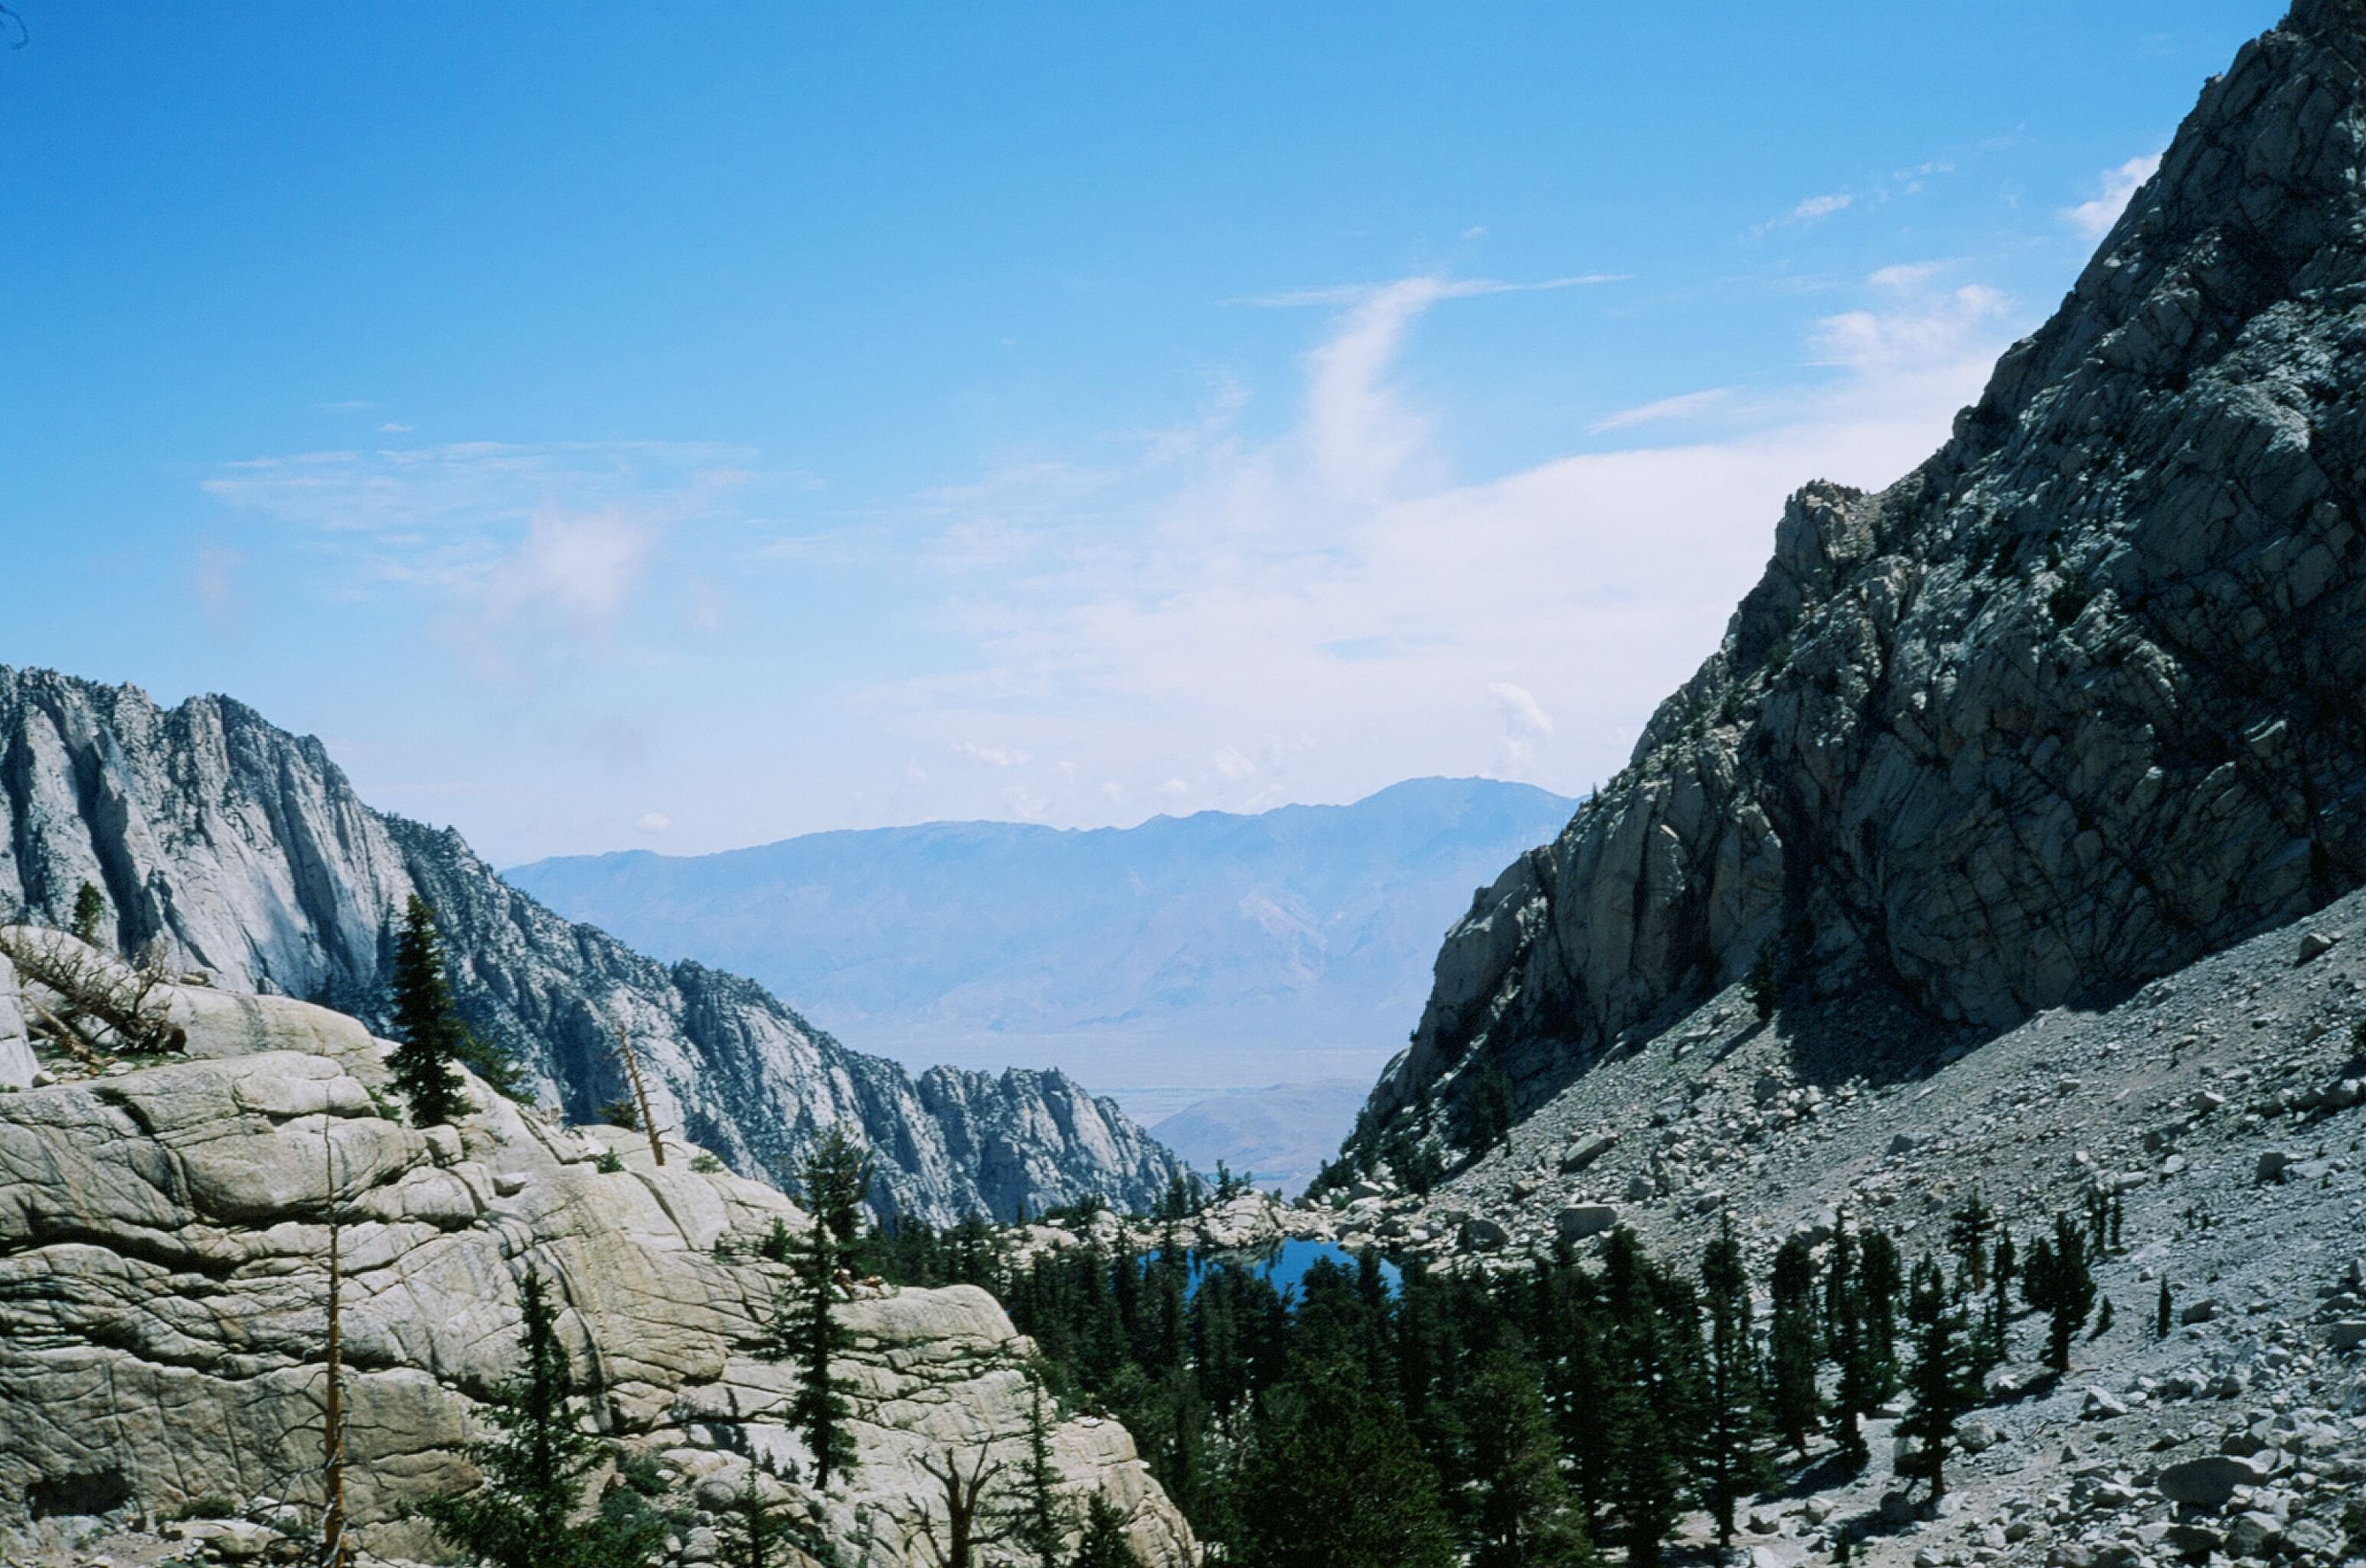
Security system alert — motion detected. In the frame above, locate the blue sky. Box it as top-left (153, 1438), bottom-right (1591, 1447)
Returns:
top-left (0, 2), bottom-right (2283, 863)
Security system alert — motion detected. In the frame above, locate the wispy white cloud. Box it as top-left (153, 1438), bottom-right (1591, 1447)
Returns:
top-left (2061, 152), bottom-right (2162, 242)
top-left (858, 263), bottom-right (2024, 821)
top-left (951, 740), bottom-right (1031, 768)
top-left (1487, 681), bottom-right (1554, 771)
top-left (635, 811), bottom-right (671, 834)
top-left (1792, 192), bottom-right (1851, 220)
top-left (1591, 387), bottom-right (1733, 434)
top-left (200, 439), bottom-right (761, 685)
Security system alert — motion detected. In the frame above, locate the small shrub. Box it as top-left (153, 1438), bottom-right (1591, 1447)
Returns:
top-left (615, 1451), bottom-right (670, 1498)
top-left (758, 1217), bottom-right (795, 1263)
top-left (168, 1496), bottom-right (240, 1522)
top-left (690, 1151), bottom-right (724, 1174)
top-left (596, 1148), bottom-right (625, 1174)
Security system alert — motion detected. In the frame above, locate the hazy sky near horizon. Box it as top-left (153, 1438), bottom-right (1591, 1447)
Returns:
top-left (2, 3), bottom-right (2282, 863)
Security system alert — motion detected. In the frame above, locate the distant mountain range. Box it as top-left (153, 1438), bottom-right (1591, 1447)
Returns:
top-left (507, 777), bottom-right (1578, 1174)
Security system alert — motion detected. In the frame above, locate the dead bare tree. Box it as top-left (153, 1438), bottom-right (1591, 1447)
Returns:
top-left (915, 1445), bottom-right (1015, 1568)
top-left (322, 1128), bottom-right (352, 1568)
top-left (0, 924), bottom-right (185, 1057)
top-left (610, 1021), bottom-right (665, 1167)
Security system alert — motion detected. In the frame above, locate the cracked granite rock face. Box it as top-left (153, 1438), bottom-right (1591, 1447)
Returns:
top-left (1362, 0), bottom-right (2366, 1160)
top-left (0, 670), bottom-right (1183, 1224)
top-left (0, 1016), bottom-right (1196, 1567)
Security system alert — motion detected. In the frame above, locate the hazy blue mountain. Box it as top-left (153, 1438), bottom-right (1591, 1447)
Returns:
top-left (506, 778), bottom-right (1577, 1126)
top-left (1149, 1080), bottom-right (1377, 1198)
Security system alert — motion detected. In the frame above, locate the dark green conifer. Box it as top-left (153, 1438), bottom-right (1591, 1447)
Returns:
top-left (2021, 1214), bottom-right (2096, 1374)
top-left (1748, 938), bottom-right (1781, 1021)
top-left (1766, 1235), bottom-right (1822, 1457)
top-left (1946, 1191), bottom-right (1994, 1295)
top-left (1698, 1220), bottom-right (1770, 1547)
top-left (1825, 1219), bottom-right (1874, 1465)
top-left (1070, 1491), bottom-right (1143, 1568)
top-left (801, 1123), bottom-right (875, 1247)
top-left (423, 1265), bottom-right (658, 1568)
top-left (1017, 1376), bottom-right (1068, 1568)
top-left (388, 896), bottom-right (469, 1127)
top-left (1856, 1229), bottom-right (1904, 1400)
top-left (763, 1142), bottom-right (864, 1487)
top-left (1458, 1352), bottom-right (1593, 1568)
top-left (2156, 1278), bottom-right (2174, 1340)
top-left (69, 880), bottom-right (107, 947)
top-left (1602, 1229), bottom-right (1685, 1568)
top-left (1234, 1368), bottom-right (1455, 1568)
top-left (1894, 1257), bottom-right (1975, 1499)
top-left (716, 1474), bottom-right (795, 1568)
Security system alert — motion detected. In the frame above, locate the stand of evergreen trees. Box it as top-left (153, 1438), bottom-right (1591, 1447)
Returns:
top-left (966, 1195), bottom-right (2100, 1566)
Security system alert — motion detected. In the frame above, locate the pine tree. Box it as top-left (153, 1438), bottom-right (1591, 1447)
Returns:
top-left (1602, 1229), bottom-right (1685, 1568)
top-left (1749, 939), bottom-right (1781, 1022)
top-left (1825, 1219), bottom-right (1873, 1466)
top-left (1016, 1376), bottom-right (1068, 1568)
top-left (1458, 1352), bottom-right (1593, 1568)
top-left (388, 896), bottom-right (469, 1127)
top-left (1069, 1491), bottom-right (1142, 1568)
top-left (801, 1123), bottom-right (875, 1247)
top-left (1699, 1220), bottom-right (1771, 1547)
top-left (1766, 1235), bottom-right (1822, 1458)
top-left (1946, 1191), bottom-right (1994, 1295)
top-left (1894, 1257), bottom-right (1975, 1500)
top-left (1856, 1229), bottom-right (1904, 1400)
top-left (423, 1266), bottom-right (658, 1568)
top-left (2021, 1214), bottom-right (2096, 1375)
top-left (761, 1139), bottom-right (865, 1485)
top-left (1234, 1368), bottom-right (1456, 1568)
top-left (2156, 1279), bottom-right (2174, 1340)
top-left (716, 1474), bottom-right (795, 1568)
top-left (69, 880), bottom-right (107, 947)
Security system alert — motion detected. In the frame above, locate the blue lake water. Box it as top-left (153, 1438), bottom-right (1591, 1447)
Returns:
top-left (1183, 1237), bottom-right (1401, 1300)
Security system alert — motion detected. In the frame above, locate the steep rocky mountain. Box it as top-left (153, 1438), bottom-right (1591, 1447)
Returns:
top-left (1352, 0), bottom-right (2366, 1174)
top-left (0, 971), bottom-right (1195, 1566)
top-left (506, 778), bottom-right (1576, 1117)
top-left (0, 667), bottom-right (1182, 1223)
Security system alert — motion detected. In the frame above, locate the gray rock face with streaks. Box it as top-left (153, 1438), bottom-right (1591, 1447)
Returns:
top-left (1361, 0), bottom-right (2366, 1159)
top-left (0, 670), bottom-right (1183, 1223)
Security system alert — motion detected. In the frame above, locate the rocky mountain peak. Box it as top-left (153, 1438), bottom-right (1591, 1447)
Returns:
top-left (1349, 0), bottom-right (2366, 1173)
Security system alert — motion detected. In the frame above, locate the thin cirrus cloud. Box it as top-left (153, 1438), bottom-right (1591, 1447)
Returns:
top-left (200, 438), bottom-right (761, 679)
top-left (1589, 387), bottom-right (1735, 434)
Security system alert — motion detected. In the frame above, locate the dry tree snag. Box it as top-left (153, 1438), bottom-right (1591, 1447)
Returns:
top-left (0, 925), bottom-right (186, 1057)
top-left (610, 1022), bottom-right (665, 1166)
top-left (915, 1445), bottom-right (1012, 1568)
top-left (322, 1130), bottom-right (353, 1568)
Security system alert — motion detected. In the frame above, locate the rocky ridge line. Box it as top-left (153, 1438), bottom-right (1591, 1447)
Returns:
top-left (0, 666), bottom-right (1183, 1224)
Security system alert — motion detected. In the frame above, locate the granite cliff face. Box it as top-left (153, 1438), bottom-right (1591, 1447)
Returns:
top-left (0, 975), bottom-right (1196, 1566)
top-left (1359, 0), bottom-right (2366, 1163)
top-left (0, 669), bottom-right (1183, 1223)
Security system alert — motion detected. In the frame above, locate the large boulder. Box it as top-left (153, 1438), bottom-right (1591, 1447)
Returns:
top-left (2157, 1454), bottom-right (2267, 1511)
